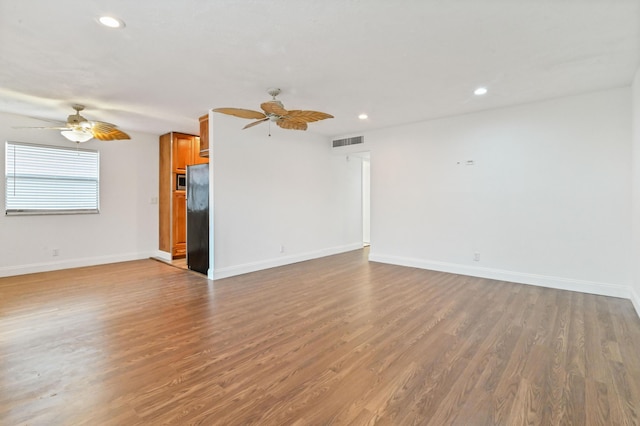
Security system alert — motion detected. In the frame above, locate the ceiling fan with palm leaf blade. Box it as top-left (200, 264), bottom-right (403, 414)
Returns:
top-left (213, 88), bottom-right (333, 132)
top-left (16, 104), bottom-right (130, 143)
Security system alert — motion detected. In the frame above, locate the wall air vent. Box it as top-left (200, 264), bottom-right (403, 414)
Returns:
top-left (332, 136), bottom-right (364, 148)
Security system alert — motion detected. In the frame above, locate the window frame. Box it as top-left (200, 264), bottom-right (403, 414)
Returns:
top-left (4, 141), bottom-right (100, 216)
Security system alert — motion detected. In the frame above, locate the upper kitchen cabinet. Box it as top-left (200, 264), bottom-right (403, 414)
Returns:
top-left (172, 133), bottom-right (194, 172)
top-left (199, 114), bottom-right (209, 158)
top-left (192, 137), bottom-right (208, 165)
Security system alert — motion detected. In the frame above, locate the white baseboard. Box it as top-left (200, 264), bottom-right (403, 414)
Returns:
top-left (0, 251), bottom-right (157, 278)
top-left (213, 243), bottom-right (363, 280)
top-left (369, 252), bottom-right (633, 300)
top-left (154, 250), bottom-right (172, 262)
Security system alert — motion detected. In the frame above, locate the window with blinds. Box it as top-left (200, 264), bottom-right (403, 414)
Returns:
top-left (5, 141), bottom-right (100, 215)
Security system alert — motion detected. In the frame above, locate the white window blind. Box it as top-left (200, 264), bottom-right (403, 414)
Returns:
top-left (5, 141), bottom-right (100, 215)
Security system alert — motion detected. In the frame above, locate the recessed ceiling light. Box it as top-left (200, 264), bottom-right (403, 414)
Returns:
top-left (358, 113), bottom-right (368, 120)
top-left (474, 87), bottom-right (488, 96)
top-left (98, 16), bottom-right (125, 29)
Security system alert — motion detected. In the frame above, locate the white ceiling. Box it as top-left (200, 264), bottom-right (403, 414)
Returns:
top-left (1, 1), bottom-right (638, 138)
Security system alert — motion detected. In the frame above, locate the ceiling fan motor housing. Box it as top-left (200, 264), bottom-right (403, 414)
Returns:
top-left (67, 113), bottom-right (88, 126)
top-left (267, 88), bottom-right (281, 98)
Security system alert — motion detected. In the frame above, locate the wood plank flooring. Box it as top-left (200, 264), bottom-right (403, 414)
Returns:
top-left (1, 249), bottom-right (639, 425)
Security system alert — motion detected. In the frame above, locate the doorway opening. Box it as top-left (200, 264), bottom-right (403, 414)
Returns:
top-left (348, 151), bottom-right (370, 247)
top-left (362, 156), bottom-right (370, 246)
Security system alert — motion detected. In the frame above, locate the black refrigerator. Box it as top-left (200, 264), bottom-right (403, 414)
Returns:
top-left (186, 163), bottom-right (209, 275)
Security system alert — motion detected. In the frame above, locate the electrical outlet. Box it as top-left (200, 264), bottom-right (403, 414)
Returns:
top-left (280, 245), bottom-right (285, 253)
top-left (52, 248), bottom-right (59, 257)
top-left (473, 252), bottom-right (480, 261)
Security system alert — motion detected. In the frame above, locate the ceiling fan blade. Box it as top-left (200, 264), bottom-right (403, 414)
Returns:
top-left (277, 119), bottom-right (307, 131)
top-left (242, 118), bottom-right (269, 129)
top-left (12, 126), bottom-right (71, 130)
top-left (90, 121), bottom-right (130, 141)
top-left (212, 108), bottom-right (266, 120)
top-left (92, 128), bottom-right (130, 141)
top-left (28, 116), bottom-right (68, 125)
top-left (261, 102), bottom-right (288, 116)
top-left (285, 110), bottom-right (334, 123)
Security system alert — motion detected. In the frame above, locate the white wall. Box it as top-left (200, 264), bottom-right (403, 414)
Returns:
top-left (210, 113), bottom-right (363, 279)
top-left (367, 88), bottom-right (633, 298)
top-left (632, 68), bottom-right (640, 314)
top-left (0, 111), bottom-right (159, 277)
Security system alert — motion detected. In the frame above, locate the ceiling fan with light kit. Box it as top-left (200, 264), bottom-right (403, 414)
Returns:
top-left (212, 88), bottom-right (333, 133)
top-left (16, 104), bottom-right (130, 143)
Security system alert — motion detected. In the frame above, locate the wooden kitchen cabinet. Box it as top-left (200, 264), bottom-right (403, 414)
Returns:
top-left (172, 191), bottom-right (187, 257)
top-left (172, 133), bottom-right (194, 172)
top-left (159, 131), bottom-right (198, 259)
top-left (192, 137), bottom-right (208, 165)
top-left (199, 114), bottom-right (209, 158)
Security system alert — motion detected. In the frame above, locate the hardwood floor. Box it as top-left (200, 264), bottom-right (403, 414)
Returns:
top-left (1, 249), bottom-right (639, 425)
